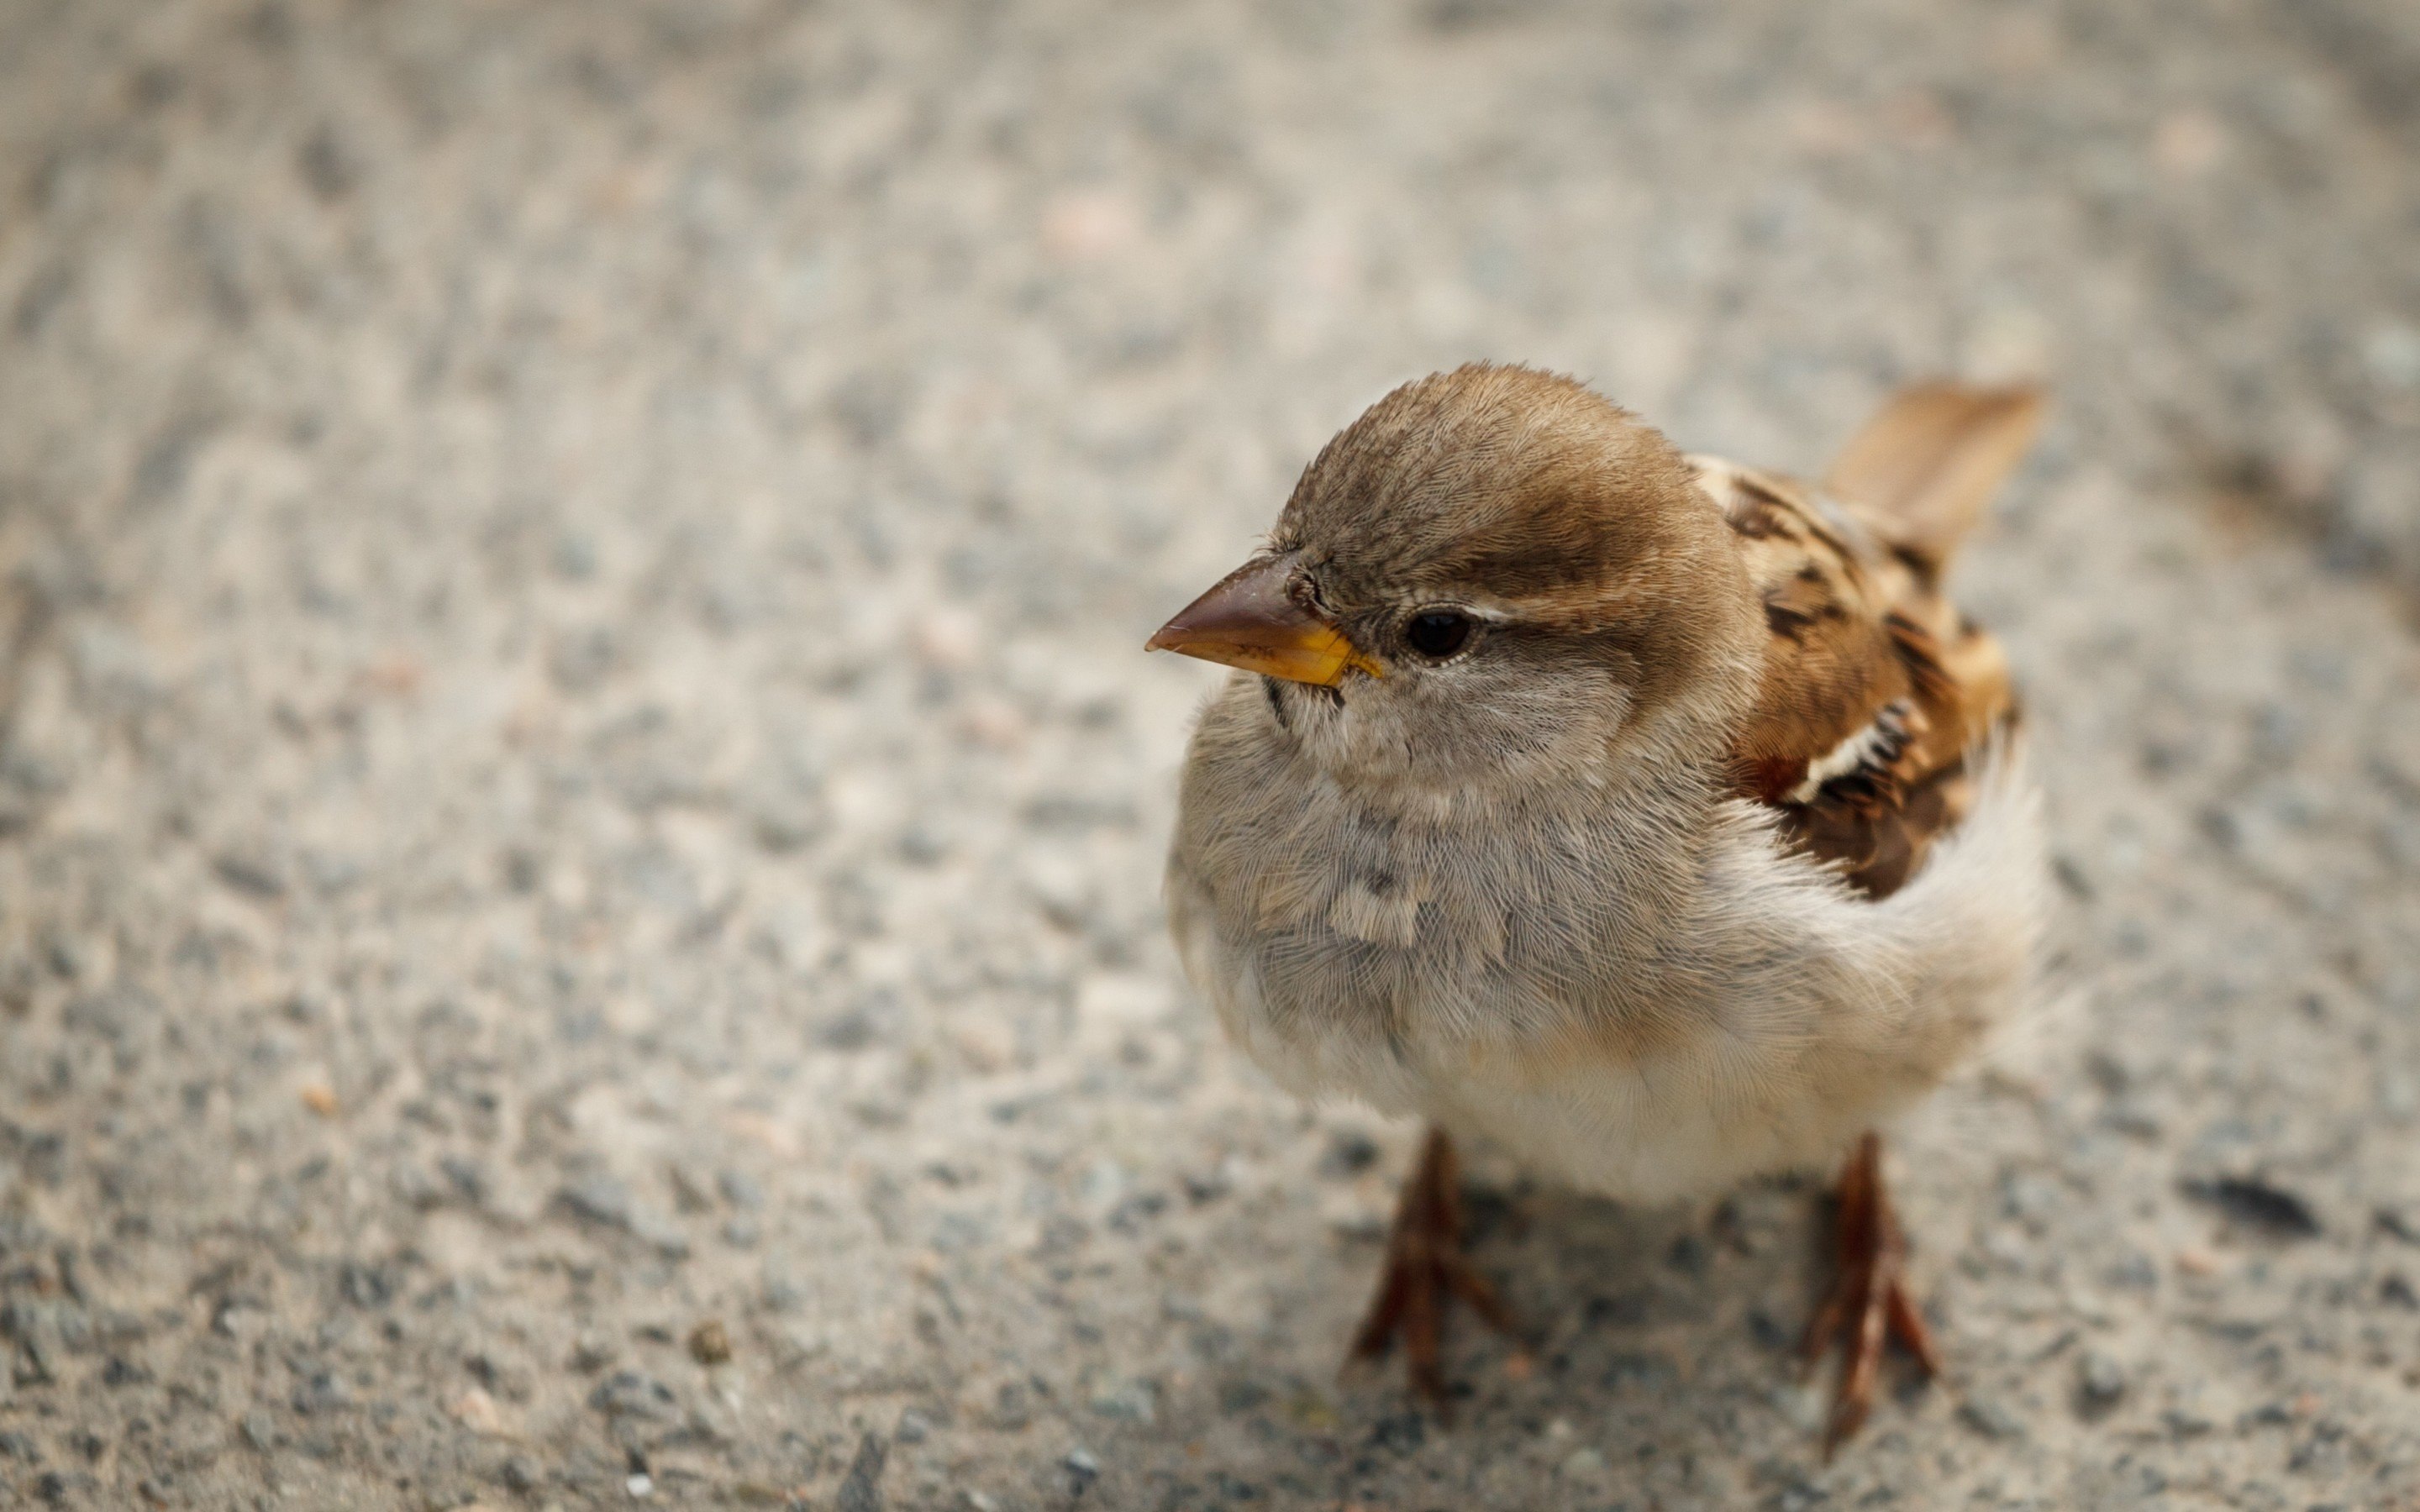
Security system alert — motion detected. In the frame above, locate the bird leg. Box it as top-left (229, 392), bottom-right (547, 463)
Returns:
top-left (1802, 1131), bottom-right (1939, 1456)
top-left (1346, 1126), bottom-right (1516, 1414)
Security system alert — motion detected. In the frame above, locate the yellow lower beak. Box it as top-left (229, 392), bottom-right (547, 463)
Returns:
top-left (1145, 554), bottom-right (1381, 687)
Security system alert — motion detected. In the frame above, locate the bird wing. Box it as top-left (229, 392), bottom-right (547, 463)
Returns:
top-left (1697, 383), bottom-right (2044, 898)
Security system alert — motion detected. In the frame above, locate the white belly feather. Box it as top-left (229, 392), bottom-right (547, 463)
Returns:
top-left (1166, 696), bottom-right (2044, 1205)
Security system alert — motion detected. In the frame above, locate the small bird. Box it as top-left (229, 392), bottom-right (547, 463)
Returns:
top-left (1149, 365), bottom-right (2048, 1450)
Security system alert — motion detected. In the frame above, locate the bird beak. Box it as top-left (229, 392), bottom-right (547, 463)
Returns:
top-left (1145, 553), bottom-right (1381, 686)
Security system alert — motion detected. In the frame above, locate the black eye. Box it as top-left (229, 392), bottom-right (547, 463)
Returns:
top-left (1404, 609), bottom-right (1475, 659)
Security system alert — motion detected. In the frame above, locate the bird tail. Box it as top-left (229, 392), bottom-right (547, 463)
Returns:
top-left (1825, 382), bottom-right (2047, 571)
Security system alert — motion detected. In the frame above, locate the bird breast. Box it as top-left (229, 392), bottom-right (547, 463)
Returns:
top-left (1165, 669), bottom-right (2046, 1203)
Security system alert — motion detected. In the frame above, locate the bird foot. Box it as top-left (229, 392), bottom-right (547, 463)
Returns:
top-left (1346, 1126), bottom-right (1518, 1416)
top-left (1803, 1131), bottom-right (1939, 1457)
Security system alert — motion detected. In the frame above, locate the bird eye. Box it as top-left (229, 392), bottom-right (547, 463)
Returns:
top-left (1403, 609), bottom-right (1476, 659)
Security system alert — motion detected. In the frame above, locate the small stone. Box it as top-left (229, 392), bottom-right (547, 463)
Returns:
top-left (446, 1386), bottom-right (510, 1436)
top-left (551, 533), bottom-right (598, 580)
top-left (2104, 1251), bottom-right (2160, 1291)
top-left (1086, 1373), bottom-right (1155, 1423)
top-left (1328, 1211), bottom-right (1386, 1242)
top-left (340, 1262), bottom-right (393, 1308)
top-left (687, 1320), bottom-right (733, 1365)
top-left (2183, 1175), bottom-right (2320, 1237)
top-left (2078, 1350), bottom-right (2127, 1414)
top-left (2164, 1407), bottom-right (2216, 1438)
top-left (1959, 1396), bottom-right (2026, 1441)
top-left (1181, 1168), bottom-right (1232, 1205)
top-left (837, 1432), bottom-right (890, 1512)
top-left (557, 1177), bottom-right (634, 1230)
top-left (717, 1170), bottom-right (765, 1210)
top-left (1319, 1130), bottom-right (1380, 1178)
top-left (895, 1409), bottom-right (932, 1444)
top-left (667, 1163), bottom-right (716, 1214)
top-left (392, 1164), bottom-right (446, 1210)
top-left (626, 1471), bottom-right (655, 1498)
top-left (291, 1371), bottom-right (352, 1414)
top-left (499, 1454), bottom-right (542, 1493)
top-left (1061, 1446), bottom-right (1100, 1492)
top-left (1770, 1379), bottom-right (1827, 1433)
top-left (440, 1157), bottom-right (489, 1205)
top-left (1558, 1446), bottom-right (1607, 1480)
top-left (1369, 1411), bottom-right (1425, 1452)
top-left (1604, 1352), bottom-right (1679, 1392)
top-left (555, 1178), bottom-right (689, 1259)
top-left (587, 1372), bottom-right (678, 1422)
top-left (240, 1412), bottom-right (277, 1452)
top-left (213, 852), bottom-right (286, 900)
top-left (1747, 1307), bottom-right (1792, 1350)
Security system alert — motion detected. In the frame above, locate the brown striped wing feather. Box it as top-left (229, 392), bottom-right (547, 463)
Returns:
top-left (1699, 384), bottom-right (2043, 899)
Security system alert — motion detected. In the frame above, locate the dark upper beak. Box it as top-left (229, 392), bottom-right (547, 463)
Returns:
top-left (1145, 552), bottom-right (1381, 687)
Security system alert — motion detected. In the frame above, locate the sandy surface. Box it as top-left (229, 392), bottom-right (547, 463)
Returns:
top-left (2, 1), bottom-right (2418, 1507)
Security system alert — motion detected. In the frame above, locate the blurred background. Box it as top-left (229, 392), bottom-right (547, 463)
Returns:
top-left (1, 1), bottom-right (2417, 1507)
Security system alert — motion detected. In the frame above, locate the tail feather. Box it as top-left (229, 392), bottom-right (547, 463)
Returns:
top-left (1826, 383), bottom-right (2046, 570)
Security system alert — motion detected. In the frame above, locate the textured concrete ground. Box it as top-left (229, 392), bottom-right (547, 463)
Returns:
top-left (2, 1), bottom-right (2418, 1508)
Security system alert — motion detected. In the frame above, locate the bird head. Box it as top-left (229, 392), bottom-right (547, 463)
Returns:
top-left (1150, 365), bottom-right (1764, 795)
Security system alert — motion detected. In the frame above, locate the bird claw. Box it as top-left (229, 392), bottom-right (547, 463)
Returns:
top-left (1345, 1127), bottom-right (1518, 1418)
top-left (1803, 1131), bottom-right (1939, 1457)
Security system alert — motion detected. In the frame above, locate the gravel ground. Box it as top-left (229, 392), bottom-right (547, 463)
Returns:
top-left (3, 2), bottom-right (2418, 1508)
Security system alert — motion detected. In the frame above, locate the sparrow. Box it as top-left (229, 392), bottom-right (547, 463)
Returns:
top-left (1148, 365), bottom-right (2048, 1450)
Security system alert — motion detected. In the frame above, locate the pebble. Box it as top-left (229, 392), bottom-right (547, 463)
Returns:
top-left (687, 1320), bottom-right (733, 1365)
top-left (1061, 1446), bottom-right (1101, 1492)
top-left (587, 1373), bottom-right (678, 1422)
top-left (1086, 1373), bottom-right (1155, 1423)
top-left (717, 1170), bottom-right (765, 1210)
top-left (569, 1335), bottom-right (619, 1373)
top-left (439, 1157), bottom-right (489, 1206)
top-left (555, 1178), bottom-right (692, 1259)
top-left (1959, 1397), bottom-right (2027, 1441)
top-left (445, 1387), bottom-right (509, 1437)
top-left (838, 1433), bottom-right (890, 1512)
top-left (558, 1177), bottom-right (636, 1230)
top-left (291, 1372), bottom-right (353, 1415)
top-left (2078, 1351), bottom-right (2127, 1414)
top-left (1319, 1130), bottom-right (1380, 1177)
top-left (2184, 1176), bottom-right (2322, 1237)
